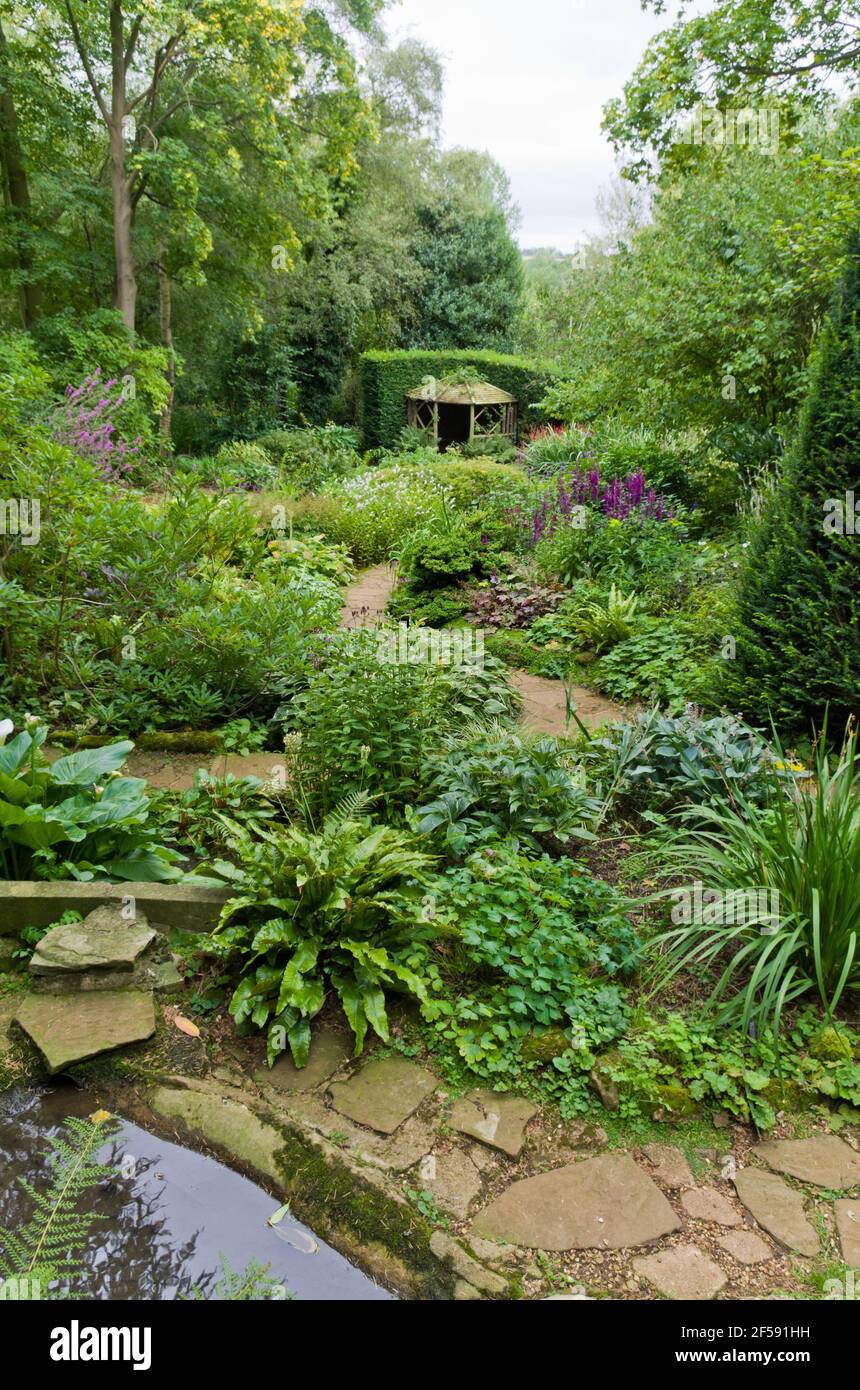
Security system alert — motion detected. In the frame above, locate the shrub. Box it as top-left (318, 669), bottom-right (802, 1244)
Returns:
top-left (0, 719), bottom-right (181, 881)
top-left (282, 630), bottom-right (519, 819)
top-left (725, 233), bottom-right (860, 735)
top-left (207, 799), bottom-right (435, 1065)
top-left (421, 843), bottom-right (640, 1084)
top-left (255, 424), bottom-right (360, 493)
top-left (413, 724), bottom-right (599, 852)
top-left (358, 349), bottom-right (559, 449)
top-left (321, 464), bottom-right (454, 565)
top-left (535, 513), bottom-right (692, 612)
top-left (213, 440), bottom-right (279, 491)
top-left (583, 707), bottom-right (798, 816)
top-left (655, 728), bottom-right (860, 1034)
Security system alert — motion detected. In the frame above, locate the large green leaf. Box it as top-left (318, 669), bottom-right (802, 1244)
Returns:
top-left (0, 732), bottom-right (32, 778)
top-left (49, 742), bottom-right (134, 787)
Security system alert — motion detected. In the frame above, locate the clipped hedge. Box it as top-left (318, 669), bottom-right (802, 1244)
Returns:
top-left (358, 349), bottom-right (559, 450)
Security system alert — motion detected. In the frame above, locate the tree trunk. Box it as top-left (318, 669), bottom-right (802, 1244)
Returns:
top-left (110, 1), bottom-right (136, 330)
top-left (157, 251), bottom-right (174, 451)
top-left (0, 19), bottom-right (40, 330)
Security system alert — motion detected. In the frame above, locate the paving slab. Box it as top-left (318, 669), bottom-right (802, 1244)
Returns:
top-left (753, 1136), bottom-right (860, 1190)
top-left (681, 1186), bottom-right (742, 1227)
top-left (717, 1230), bottom-right (775, 1266)
top-left (254, 1026), bottom-right (351, 1092)
top-left (15, 989), bottom-right (156, 1073)
top-left (472, 1154), bottom-right (681, 1251)
top-left (834, 1199), bottom-right (860, 1266)
top-left (633, 1245), bottom-right (727, 1300)
top-left (29, 905), bottom-right (154, 974)
top-left (734, 1168), bottom-right (819, 1256)
top-left (328, 1057), bottom-right (438, 1134)
top-left (449, 1089), bottom-right (538, 1158)
top-left (417, 1149), bottom-right (483, 1219)
top-left (642, 1143), bottom-right (694, 1190)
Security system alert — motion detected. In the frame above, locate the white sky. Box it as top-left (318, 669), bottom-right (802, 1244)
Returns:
top-left (384, 0), bottom-right (670, 251)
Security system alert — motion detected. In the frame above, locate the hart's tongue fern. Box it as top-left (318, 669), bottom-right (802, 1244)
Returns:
top-left (0, 1112), bottom-right (119, 1298)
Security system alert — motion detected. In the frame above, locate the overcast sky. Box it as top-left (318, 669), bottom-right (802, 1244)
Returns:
top-left (384, 0), bottom-right (669, 251)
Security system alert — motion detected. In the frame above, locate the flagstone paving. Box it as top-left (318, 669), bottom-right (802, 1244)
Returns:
top-left (752, 1135), bottom-right (860, 1190)
top-left (680, 1185), bottom-right (743, 1227)
top-left (15, 988), bottom-right (156, 1074)
top-left (449, 1088), bottom-right (538, 1157)
top-left (641, 1143), bottom-right (695, 1190)
top-left (834, 1198), bottom-right (860, 1265)
top-left (733, 1168), bottom-right (820, 1257)
top-left (254, 1024), bottom-right (351, 1092)
top-left (633, 1244), bottom-right (727, 1300)
top-left (472, 1154), bottom-right (681, 1251)
top-left (717, 1230), bottom-right (775, 1266)
top-left (30, 904), bottom-right (154, 975)
top-left (328, 1056), bottom-right (438, 1134)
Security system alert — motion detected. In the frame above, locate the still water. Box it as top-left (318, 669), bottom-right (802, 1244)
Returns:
top-left (0, 1085), bottom-right (394, 1301)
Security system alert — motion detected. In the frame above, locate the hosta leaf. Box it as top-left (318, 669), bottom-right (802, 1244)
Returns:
top-left (49, 742), bottom-right (134, 787)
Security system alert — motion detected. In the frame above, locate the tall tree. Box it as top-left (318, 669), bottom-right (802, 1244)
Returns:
top-left (725, 229), bottom-right (860, 734)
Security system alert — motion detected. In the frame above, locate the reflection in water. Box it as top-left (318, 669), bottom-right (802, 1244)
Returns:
top-left (0, 1086), bottom-right (393, 1302)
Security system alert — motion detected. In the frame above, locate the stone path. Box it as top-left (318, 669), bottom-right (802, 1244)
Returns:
top-left (234, 1027), bottom-right (860, 1300)
top-left (341, 565), bottom-right (627, 735)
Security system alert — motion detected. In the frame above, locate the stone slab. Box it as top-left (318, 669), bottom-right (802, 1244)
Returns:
top-left (449, 1089), bottom-right (538, 1158)
top-left (753, 1136), bottom-right (860, 1190)
top-left (255, 1026), bottom-right (351, 1092)
top-left (642, 1143), bottom-right (694, 1190)
top-left (328, 1057), bottom-right (438, 1134)
top-left (0, 880), bottom-right (230, 935)
top-left (834, 1199), bottom-right (860, 1266)
top-left (30, 905), bottom-right (154, 974)
top-left (417, 1149), bottom-right (483, 1219)
top-left (15, 989), bottom-right (156, 1073)
top-left (472, 1154), bottom-right (681, 1251)
top-left (633, 1245), bottom-right (727, 1300)
top-left (717, 1230), bottom-right (774, 1266)
top-left (734, 1168), bottom-right (819, 1256)
top-left (681, 1186), bottom-right (742, 1227)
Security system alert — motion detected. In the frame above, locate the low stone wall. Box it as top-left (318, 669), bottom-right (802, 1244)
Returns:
top-left (0, 881), bottom-right (231, 938)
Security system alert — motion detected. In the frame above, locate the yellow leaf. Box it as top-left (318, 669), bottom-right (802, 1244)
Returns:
top-left (173, 1014), bottom-right (201, 1037)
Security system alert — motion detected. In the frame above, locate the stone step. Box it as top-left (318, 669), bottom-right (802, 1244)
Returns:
top-left (29, 903), bottom-right (155, 976)
top-left (15, 988), bottom-right (156, 1074)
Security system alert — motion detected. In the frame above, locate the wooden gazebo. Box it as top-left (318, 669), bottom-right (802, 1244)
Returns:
top-left (406, 377), bottom-right (517, 452)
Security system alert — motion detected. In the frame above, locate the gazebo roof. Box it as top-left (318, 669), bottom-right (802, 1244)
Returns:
top-left (405, 377), bottom-right (516, 405)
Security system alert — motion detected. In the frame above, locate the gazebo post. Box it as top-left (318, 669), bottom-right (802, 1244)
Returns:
top-left (469, 403), bottom-right (475, 443)
top-left (433, 401), bottom-right (439, 444)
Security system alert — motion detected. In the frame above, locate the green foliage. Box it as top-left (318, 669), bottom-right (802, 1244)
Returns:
top-left (726, 231), bottom-right (860, 735)
top-left (320, 464), bottom-right (454, 565)
top-left (421, 843), bottom-right (639, 1087)
top-left (255, 425), bottom-right (361, 494)
top-left (413, 724), bottom-right (599, 853)
top-left (582, 708), bottom-right (795, 817)
top-left (595, 619), bottom-right (707, 711)
top-left (358, 349), bottom-right (558, 450)
top-left (406, 199), bottom-right (524, 351)
top-left (207, 799), bottom-right (435, 1065)
top-left (604, 1009), bottom-right (860, 1130)
top-left (655, 728), bottom-right (860, 1034)
top-left (535, 514), bottom-right (692, 611)
top-left (215, 720), bottom-right (267, 757)
top-left (212, 441), bottom-right (280, 491)
top-left (149, 771), bottom-right (278, 852)
top-left (571, 585), bottom-right (639, 653)
top-left (0, 720), bottom-right (181, 882)
top-left (281, 630), bottom-right (520, 820)
top-left (0, 1113), bottom-right (120, 1296)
